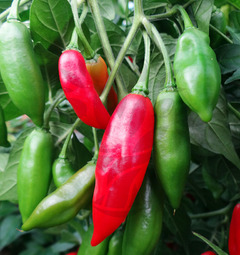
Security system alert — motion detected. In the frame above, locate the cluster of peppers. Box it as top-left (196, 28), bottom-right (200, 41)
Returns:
top-left (0, 0), bottom-right (228, 254)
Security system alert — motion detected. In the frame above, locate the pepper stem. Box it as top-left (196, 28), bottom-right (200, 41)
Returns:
top-left (66, 28), bottom-right (79, 50)
top-left (92, 128), bottom-right (99, 162)
top-left (7, 0), bottom-right (21, 21)
top-left (173, 4), bottom-right (194, 29)
top-left (132, 31), bottom-right (151, 95)
top-left (59, 118), bottom-right (82, 159)
top-left (71, 0), bottom-right (95, 59)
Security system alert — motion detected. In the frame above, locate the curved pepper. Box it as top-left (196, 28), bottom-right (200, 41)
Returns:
top-left (153, 88), bottom-right (190, 209)
top-left (0, 105), bottom-right (10, 147)
top-left (173, 23), bottom-right (221, 122)
top-left (229, 203), bottom-right (240, 255)
top-left (58, 49), bottom-right (110, 129)
top-left (107, 228), bottom-right (123, 255)
top-left (52, 157), bottom-right (75, 188)
top-left (21, 161), bottom-right (95, 231)
top-left (201, 252), bottom-right (216, 255)
top-left (91, 93), bottom-right (154, 246)
top-left (122, 175), bottom-right (163, 255)
top-left (86, 56), bottom-right (118, 115)
top-left (0, 3), bottom-right (45, 127)
top-left (17, 128), bottom-right (52, 223)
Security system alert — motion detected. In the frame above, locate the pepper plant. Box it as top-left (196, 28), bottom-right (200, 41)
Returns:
top-left (0, 0), bottom-right (240, 254)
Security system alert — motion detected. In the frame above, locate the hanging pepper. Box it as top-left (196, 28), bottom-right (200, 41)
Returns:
top-left (58, 30), bottom-right (110, 130)
top-left (173, 5), bottom-right (221, 122)
top-left (18, 128), bottom-right (52, 223)
top-left (91, 32), bottom-right (154, 246)
top-left (0, 0), bottom-right (45, 127)
top-left (0, 105), bottom-right (10, 147)
top-left (122, 175), bottom-right (163, 255)
top-left (153, 86), bottom-right (190, 210)
top-left (201, 252), bottom-right (216, 255)
top-left (86, 56), bottom-right (118, 115)
top-left (228, 203), bottom-right (240, 255)
top-left (107, 228), bottom-right (123, 255)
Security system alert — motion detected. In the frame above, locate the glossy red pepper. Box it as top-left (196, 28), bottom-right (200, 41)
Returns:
top-left (91, 93), bottom-right (154, 246)
top-left (86, 56), bottom-right (118, 115)
top-left (229, 203), bottom-right (240, 255)
top-left (58, 49), bottom-right (110, 129)
top-left (201, 252), bottom-right (216, 255)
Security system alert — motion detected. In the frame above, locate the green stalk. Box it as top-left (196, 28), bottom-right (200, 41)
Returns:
top-left (132, 31), bottom-right (151, 95)
top-left (173, 4), bottom-right (194, 29)
top-left (228, 102), bottom-right (240, 120)
top-left (7, 0), bottom-right (21, 21)
top-left (92, 128), bottom-right (99, 162)
top-left (87, 0), bottom-right (128, 101)
top-left (71, 0), bottom-right (95, 59)
top-left (66, 28), bottom-right (79, 50)
top-left (59, 118), bottom-right (82, 158)
top-left (142, 17), bottom-right (175, 87)
top-left (209, 24), bottom-right (233, 44)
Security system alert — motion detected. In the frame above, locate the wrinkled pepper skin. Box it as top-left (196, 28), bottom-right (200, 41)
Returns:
top-left (153, 88), bottom-right (190, 209)
top-left (18, 128), bottom-right (52, 223)
top-left (173, 27), bottom-right (221, 122)
top-left (228, 203), bottom-right (240, 255)
top-left (107, 229), bottom-right (123, 255)
top-left (0, 105), bottom-right (10, 147)
top-left (0, 21), bottom-right (45, 127)
top-left (52, 158), bottom-right (75, 188)
top-left (91, 93), bottom-right (154, 246)
top-left (122, 176), bottom-right (163, 255)
top-left (59, 50), bottom-right (110, 129)
top-left (201, 252), bottom-right (216, 255)
top-left (86, 56), bottom-right (118, 115)
top-left (78, 224), bottom-right (110, 255)
top-left (21, 162), bottom-right (96, 231)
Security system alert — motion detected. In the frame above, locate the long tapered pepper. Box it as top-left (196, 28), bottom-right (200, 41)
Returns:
top-left (228, 203), bottom-right (240, 255)
top-left (91, 32), bottom-right (154, 246)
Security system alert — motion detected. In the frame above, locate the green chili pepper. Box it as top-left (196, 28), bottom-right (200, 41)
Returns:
top-left (0, 105), bottom-right (10, 147)
top-left (21, 161), bottom-right (96, 231)
top-left (153, 88), bottom-right (190, 209)
top-left (122, 175), bottom-right (163, 255)
top-left (18, 128), bottom-right (52, 223)
top-left (173, 6), bottom-right (221, 122)
top-left (0, 0), bottom-right (45, 127)
top-left (107, 228), bottom-right (123, 255)
top-left (77, 224), bottom-right (110, 255)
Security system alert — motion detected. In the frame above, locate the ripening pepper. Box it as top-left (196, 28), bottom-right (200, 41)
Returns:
top-left (173, 7), bottom-right (221, 122)
top-left (228, 203), bottom-right (240, 255)
top-left (201, 252), bottom-right (216, 255)
top-left (58, 49), bottom-right (110, 129)
top-left (0, 0), bottom-right (45, 127)
top-left (18, 128), bottom-right (52, 223)
top-left (86, 56), bottom-right (118, 115)
top-left (91, 93), bottom-right (154, 246)
top-left (21, 161), bottom-right (96, 231)
top-left (153, 87), bottom-right (190, 209)
top-left (0, 105), bottom-right (10, 147)
top-left (122, 175), bottom-right (163, 255)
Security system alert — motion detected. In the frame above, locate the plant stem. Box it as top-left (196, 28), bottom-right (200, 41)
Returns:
top-left (0, 0), bottom-right (30, 21)
top-left (59, 118), bottom-right (82, 158)
top-left (228, 102), bottom-right (240, 120)
top-left (189, 203), bottom-right (233, 219)
top-left (71, 0), bottom-right (95, 59)
top-left (7, 0), bottom-right (21, 21)
top-left (209, 24), bottom-right (233, 44)
top-left (66, 28), bottom-right (79, 50)
top-left (87, 0), bottom-right (128, 101)
top-left (142, 17), bottom-right (175, 87)
top-left (132, 31), bottom-right (151, 95)
top-left (43, 91), bottom-right (65, 130)
top-left (173, 4), bottom-right (194, 29)
top-left (92, 128), bottom-right (99, 162)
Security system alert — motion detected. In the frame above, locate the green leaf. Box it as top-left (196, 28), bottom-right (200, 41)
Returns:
top-left (193, 232), bottom-right (228, 255)
top-left (30, 0), bottom-right (74, 51)
top-left (0, 214), bottom-right (22, 250)
top-left (192, 0), bottom-right (214, 34)
top-left (227, 0), bottom-right (240, 9)
top-left (229, 10), bottom-right (240, 29)
top-left (0, 153), bottom-right (8, 172)
top-left (227, 26), bottom-right (240, 45)
top-left (225, 68), bottom-right (240, 84)
top-left (0, 127), bottom-right (34, 203)
top-left (189, 92), bottom-right (240, 169)
top-left (99, 0), bottom-right (116, 20)
top-left (216, 44), bottom-right (240, 74)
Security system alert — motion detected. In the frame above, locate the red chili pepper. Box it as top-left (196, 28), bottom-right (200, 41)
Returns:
top-left (91, 93), bottom-right (154, 246)
top-left (86, 56), bottom-right (118, 115)
top-left (58, 49), bottom-right (110, 129)
top-left (66, 252), bottom-right (78, 255)
top-left (201, 251), bottom-right (216, 255)
top-left (229, 203), bottom-right (240, 255)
